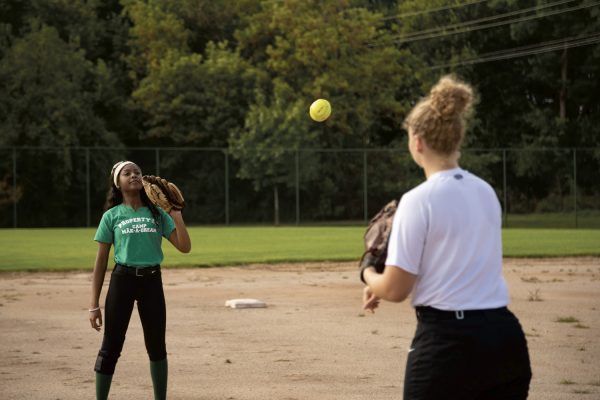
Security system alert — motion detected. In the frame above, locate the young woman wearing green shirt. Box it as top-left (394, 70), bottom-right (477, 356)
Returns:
top-left (89, 161), bottom-right (191, 400)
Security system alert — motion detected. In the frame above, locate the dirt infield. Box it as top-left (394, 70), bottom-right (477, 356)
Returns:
top-left (1, 258), bottom-right (599, 399)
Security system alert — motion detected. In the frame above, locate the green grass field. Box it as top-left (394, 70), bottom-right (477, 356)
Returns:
top-left (504, 212), bottom-right (600, 229)
top-left (0, 227), bottom-right (598, 272)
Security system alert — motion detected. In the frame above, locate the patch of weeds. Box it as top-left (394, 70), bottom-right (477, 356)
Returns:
top-left (521, 276), bottom-right (541, 283)
top-left (560, 379), bottom-right (576, 385)
top-left (572, 389), bottom-right (590, 394)
top-left (371, 330), bottom-right (379, 335)
top-left (555, 316), bottom-right (579, 323)
top-left (573, 323), bottom-right (589, 329)
top-left (527, 289), bottom-right (543, 302)
top-left (525, 332), bottom-right (541, 338)
top-left (357, 313), bottom-right (365, 317)
top-left (588, 380), bottom-right (600, 387)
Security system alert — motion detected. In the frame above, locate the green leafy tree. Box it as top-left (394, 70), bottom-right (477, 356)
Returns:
top-left (159, 0), bottom-right (260, 54)
top-left (391, 0), bottom-right (600, 214)
top-left (237, 0), bottom-right (421, 147)
top-left (122, 0), bottom-right (190, 80)
top-left (505, 0), bottom-right (600, 212)
top-left (0, 0), bottom-right (134, 144)
top-left (229, 82), bottom-right (320, 224)
top-left (131, 42), bottom-right (260, 147)
top-left (233, 0), bottom-right (422, 221)
top-left (24, 0), bottom-right (126, 61)
top-left (0, 23), bottom-right (121, 225)
top-left (0, 23), bottom-right (118, 147)
top-left (507, 0), bottom-right (600, 147)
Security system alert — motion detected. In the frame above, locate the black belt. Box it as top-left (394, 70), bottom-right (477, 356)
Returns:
top-left (415, 306), bottom-right (509, 321)
top-left (114, 264), bottom-right (161, 277)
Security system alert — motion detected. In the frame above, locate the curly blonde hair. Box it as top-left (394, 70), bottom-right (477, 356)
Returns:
top-left (403, 75), bottom-right (474, 155)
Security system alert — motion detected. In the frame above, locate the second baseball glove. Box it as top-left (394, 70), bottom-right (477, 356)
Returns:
top-left (359, 199), bottom-right (398, 284)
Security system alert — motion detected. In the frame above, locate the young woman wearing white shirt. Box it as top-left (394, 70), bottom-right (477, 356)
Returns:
top-left (362, 76), bottom-right (531, 399)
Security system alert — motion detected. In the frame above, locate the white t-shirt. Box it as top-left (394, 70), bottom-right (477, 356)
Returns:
top-left (385, 167), bottom-right (509, 310)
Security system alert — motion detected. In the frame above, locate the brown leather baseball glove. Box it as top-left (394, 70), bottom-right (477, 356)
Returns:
top-left (359, 199), bottom-right (398, 284)
top-left (142, 175), bottom-right (185, 213)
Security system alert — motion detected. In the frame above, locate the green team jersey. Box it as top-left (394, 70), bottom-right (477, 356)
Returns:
top-left (94, 204), bottom-right (176, 267)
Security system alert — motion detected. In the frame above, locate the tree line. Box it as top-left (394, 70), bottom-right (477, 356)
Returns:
top-left (0, 0), bottom-right (598, 226)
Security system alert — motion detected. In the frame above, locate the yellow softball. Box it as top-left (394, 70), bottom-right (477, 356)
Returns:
top-left (309, 99), bottom-right (332, 122)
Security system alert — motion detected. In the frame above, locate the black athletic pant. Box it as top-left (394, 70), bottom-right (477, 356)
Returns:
top-left (94, 265), bottom-right (167, 375)
top-left (404, 306), bottom-right (532, 400)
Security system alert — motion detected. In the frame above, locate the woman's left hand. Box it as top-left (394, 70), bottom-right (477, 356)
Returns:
top-left (89, 309), bottom-right (103, 332)
top-left (362, 286), bottom-right (380, 313)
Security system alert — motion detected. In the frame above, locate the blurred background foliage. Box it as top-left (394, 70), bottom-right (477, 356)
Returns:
top-left (0, 0), bottom-right (598, 226)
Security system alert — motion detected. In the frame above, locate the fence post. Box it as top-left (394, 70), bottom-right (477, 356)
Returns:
top-left (295, 150), bottom-right (300, 225)
top-left (363, 150), bottom-right (368, 224)
top-left (502, 149), bottom-right (507, 228)
top-left (573, 148), bottom-right (578, 229)
top-left (224, 150), bottom-right (229, 225)
top-left (12, 148), bottom-right (17, 228)
top-left (86, 148), bottom-right (90, 227)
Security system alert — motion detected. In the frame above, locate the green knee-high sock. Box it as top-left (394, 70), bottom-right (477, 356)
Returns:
top-left (95, 372), bottom-right (113, 400)
top-left (150, 358), bottom-right (168, 400)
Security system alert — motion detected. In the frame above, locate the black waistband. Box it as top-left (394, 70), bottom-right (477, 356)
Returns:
top-left (415, 306), bottom-right (509, 321)
top-left (114, 264), bottom-right (161, 277)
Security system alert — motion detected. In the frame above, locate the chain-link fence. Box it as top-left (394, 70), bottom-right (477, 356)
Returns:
top-left (1, 147), bottom-right (598, 228)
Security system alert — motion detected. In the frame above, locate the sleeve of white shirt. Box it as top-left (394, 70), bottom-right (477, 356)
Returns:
top-left (385, 192), bottom-right (428, 275)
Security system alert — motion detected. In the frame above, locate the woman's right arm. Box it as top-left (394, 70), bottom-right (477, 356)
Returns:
top-left (362, 266), bottom-right (416, 310)
top-left (89, 242), bottom-right (111, 332)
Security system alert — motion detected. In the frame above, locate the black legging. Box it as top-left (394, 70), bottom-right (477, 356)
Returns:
top-left (94, 266), bottom-right (167, 375)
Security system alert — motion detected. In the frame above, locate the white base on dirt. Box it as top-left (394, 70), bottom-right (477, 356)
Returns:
top-left (225, 298), bottom-right (267, 309)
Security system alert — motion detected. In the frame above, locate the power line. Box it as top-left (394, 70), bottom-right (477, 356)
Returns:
top-left (428, 32), bottom-right (600, 69)
top-left (455, 32), bottom-right (595, 58)
top-left (368, 0), bottom-right (598, 46)
top-left (393, 1), bottom-right (598, 45)
top-left (397, 0), bottom-right (576, 41)
top-left (381, 0), bottom-right (489, 21)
